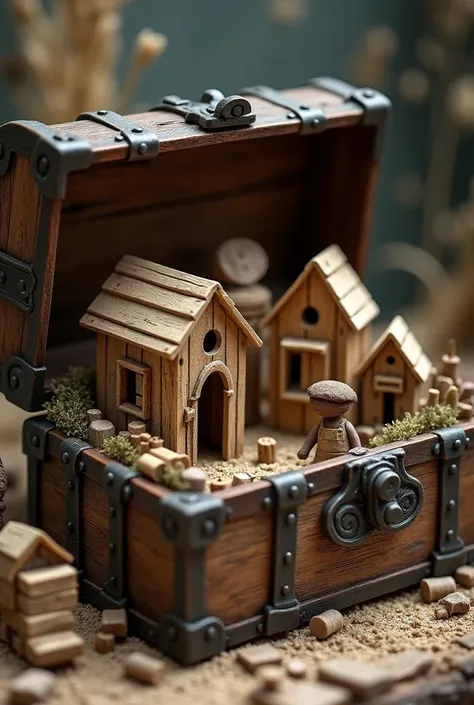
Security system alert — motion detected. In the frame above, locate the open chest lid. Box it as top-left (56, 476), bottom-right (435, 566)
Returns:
top-left (0, 76), bottom-right (390, 412)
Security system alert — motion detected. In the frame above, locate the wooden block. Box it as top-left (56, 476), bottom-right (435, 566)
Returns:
top-left (9, 668), bottom-right (56, 705)
top-left (458, 633), bottom-right (474, 650)
top-left (258, 437), bottom-right (277, 464)
top-left (88, 420), bottom-right (115, 449)
top-left (101, 608), bottom-right (127, 638)
top-left (232, 472), bottom-right (252, 486)
top-left (181, 467), bottom-right (207, 492)
top-left (252, 679), bottom-right (351, 705)
top-left (86, 409), bottom-right (102, 425)
top-left (17, 564), bottom-right (77, 598)
top-left (0, 577), bottom-right (17, 610)
top-left (456, 565), bottom-right (474, 588)
top-left (94, 631), bottom-right (115, 653)
top-left (128, 420), bottom-right (147, 435)
top-left (319, 658), bottom-right (392, 699)
top-left (377, 650), bottom-right (434, 683)
top-left (124, 651), bottom-right (166, 685)
top-left (17, 588), bottom-right (78, 616)
top-left (25, 631), bottom-right (84, 668)
top-left (310, 610), bottom-right (343, 640)
top-left (4, 608), bottom-right (74, 638)
top-left (136, 453), bottom-right (166, 483)
top-left (286, 659), bottom-right (307, 679)
top-left (237, 644), bottom-right (282, 673)
top-left (149, 447), bottom-right (191, 468)
top-left (210, 478), bottom-right (233, 492)
top-left (420, 576), bottom-right (456, 603)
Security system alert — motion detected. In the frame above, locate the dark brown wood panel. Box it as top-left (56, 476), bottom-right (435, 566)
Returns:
top-left (127, 504), bottom-right (174, 621)
top-left (39, 457), bottom-right (67, 548)
top-left (459, 446), bottom-right (474, 545)
top-left (295, 461), bottom-right (438, 602)
top-left (206, 512), bottom-right (272, 624)
top-left (82, 475), bottom-right (109, 586)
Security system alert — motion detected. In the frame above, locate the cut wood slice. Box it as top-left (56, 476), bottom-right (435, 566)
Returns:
top-left (214, 238), bottom-right (269, 286)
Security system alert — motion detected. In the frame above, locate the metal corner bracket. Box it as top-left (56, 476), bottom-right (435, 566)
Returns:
top-left (241, 84), bottom-right (326, 135)
top-left (0, 119), bottom-right (92, 198)
top-left (1, 357), bottom-right (47, 412)
top-left (23, 415), bottom-right (55, 528)
top-left (324, 447), bottom-right (424, 547)
top-left (262, 471), bottom-right (308, 636)
top-left (158, 491), bottom-right (227, 665)
top-left (150, 89), bottom-right (255, 131)
top-left (76, 110), bottom-right (159, 161)
top-left (431, 426), bottom-right (469, 577)
top-left (101, 462), bottom-right (138, 605)
top-left (60, 437), bottom-right (92, 569)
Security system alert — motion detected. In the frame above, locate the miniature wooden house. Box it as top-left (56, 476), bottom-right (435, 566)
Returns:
top-left (80, 255), bottom-right (262, 463)
top-left (355, 315), bottom-right (432, 426)
top-left (262, 244), bottom-right (380, 433)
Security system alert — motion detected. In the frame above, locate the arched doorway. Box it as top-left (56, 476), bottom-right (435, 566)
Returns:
top-left (198, 371), bottom-right (224, 456)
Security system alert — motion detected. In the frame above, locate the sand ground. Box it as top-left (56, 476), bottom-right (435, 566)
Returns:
top-left (1, 395), bottom-right (474, 704)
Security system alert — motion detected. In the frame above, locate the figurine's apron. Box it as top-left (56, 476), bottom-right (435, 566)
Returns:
top-left (313, 418), bottom-right (349, 462)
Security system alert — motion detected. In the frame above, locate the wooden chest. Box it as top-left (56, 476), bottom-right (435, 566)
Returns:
top-left (0, 76), bottom-right (390, 411)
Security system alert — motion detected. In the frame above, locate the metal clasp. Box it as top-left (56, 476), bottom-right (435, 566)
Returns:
top-left (150, 89), bottom-right (256, 131)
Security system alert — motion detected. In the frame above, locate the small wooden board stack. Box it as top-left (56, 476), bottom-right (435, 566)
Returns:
top-left (0, 521), bottom-right (83, 668)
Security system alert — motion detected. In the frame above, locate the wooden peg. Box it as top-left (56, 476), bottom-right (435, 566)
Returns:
top-left (460, 381), bottom-right (474, 403)
top-left (441, 339), bottom-right (461, 379)
top-left (420, 576), bottom-right (456, 603)
top-left (309, 609), bottom-right (343, 639)
top-left (86, 409), bottom-right (102, 425)
top-left (88, 420), bottom-right (115, 449)
top-left (181, 467), bottom-right (207, 492)
top-left (444, 385), bottom-right (459, 408)
top-left (118, 430), bottom-right (131, 440)
top-left (124, 652), bottom-right (166, 686)
top-left (436, 375), bottom-right (453, 400)
top-left (136, 454), bottom-right (166, 483)
top-left (258, 437), bottom-right (277, 464)
top-left (458, 402), bottom-right (473, 420)
top-left (128, 420), bottom-right (146, 436)
top-left (426, 388), bottom-right (440, 407)
top-left (210, 478), bottom-right (233, 492)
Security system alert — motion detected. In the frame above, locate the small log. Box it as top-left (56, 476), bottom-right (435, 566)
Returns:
top-left (150, 447), bottom-right (190, 468)
top-left (128, 420), bottom-right (146, 435)
top-left (181, 467), bottom-right (207, 492)
top-left (118, 430), bottom-right (131, 440)
top-left (458, 402), bottom-right (473, 420)
top-left (420, 576), bottom-right (456, 603)
top-left (460, 381), bottom-right (474, 402)
top-left (258, 437), bottom-right (277, 464)
top-left (210, 478), bottom-right (233, 492)
top-left (436, 375), bottom-right (453, 400)
top-left (139, 441), bottom-right (150, 456)
top-left (86, 409), bottom-right (102, 425)
top-left (130, 434), bottom-right (141, 448)
top-left (455, 565), bottom-right (474, 588)
top-left (136, 454), bottom-right (166, 483)
top-left (88, 420), bottom-right (115, 449)
top-left (426, 388), bottom-right (440, 407)
top-left (124, 652), bottom-right (166, 686)
top-left (444, 385), bottom-right (459, 408)
top-left (309, 609), bottom-right (343, 640)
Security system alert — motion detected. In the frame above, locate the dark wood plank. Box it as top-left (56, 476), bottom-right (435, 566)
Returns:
top-left (39, 457), bottom-right (67, 549)
top-left (459, 444), bottom-right (474, 545)
top-left (82, 476), bottom-right (109, 586)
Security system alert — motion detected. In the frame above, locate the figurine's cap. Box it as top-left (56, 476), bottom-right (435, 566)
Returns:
top-left (307, 380), bottom-right (357, 404)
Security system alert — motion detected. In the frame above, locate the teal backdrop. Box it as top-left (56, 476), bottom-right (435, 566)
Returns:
top-left (0, 0), bottom-right (429, 321)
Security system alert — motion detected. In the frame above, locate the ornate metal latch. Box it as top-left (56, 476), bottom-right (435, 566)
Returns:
top-left (150, 90), bottom-right (256, 131)
top-left (324, 448), bottom-right (424, 547)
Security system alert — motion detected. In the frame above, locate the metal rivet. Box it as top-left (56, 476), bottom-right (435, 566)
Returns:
top-left (132, 127), bottom-right (143, 133)
top-left (300, 104), bottom-right (310, 110)
top-left (9, 373), bottom-right (19, 390)
top-left (256, 623), bottom-right (263, 634)
top-left (115, 135), bottom-right (125, 142)
top-left (110, 575), bottom-right (117, 585)
top-left (449, 464), bottom-right (457, 475)
top-left (109, 506), bottom-right (116, 518)
top-left (433, 443), bottom-right (441, 456)
top-left (67, 522), bottom-right (74, 533)
top-left (106, 472), bottom-right (114, 486)
top-left (78, 461), bottom-right (85, 473)
top-left (454, 439), bottom-right (462, 450)
top-left (202, 518), bottom-right (217, 537)
top-left (18, 279), bottom-right (27, 294)
top-left (466, 437), bottom-right (471, 445)
top-left (363, 89), bottom-right (374, 98)
top-left (447, 500), bottom-right (456, 511)
top-left (284, 551), bottom-right (293, 564)
top-left (205, 626), bottom-right (217, 642)
top-left (286, 513), bottom-right (296, 525)
top-left (281, 585), bottom-right (290, 596)
top-left (307, 482), bottom-right (314, 492)
top-left (123, 485), bottom-right (132, 500)
top-left (262, 496), bottom-right (272, 509)
top-left (289, 484), bottom-right (299, 499)
top-left (0, 271), bottom-right (5, 284)
top-left (447, 529), bottom-right (455, 540)
top-left (138, 143), bottom-right (148, 155)
top-left (36, 155), bottom-right (50, 177)
top-left (109, 543), bottom-right (116, 554)
top-left (68, 480), bottom-right (74, 490)
top-left (62, 452), bottom-right (69, 464)
top-left (312, 118), bottom-right (321, 127)
top-left (287, 112), bottom-right (296, 119)
top-left (167, 626), bottom-right (178, 641)
top-left (31, 435), bottom-right (39, 448)
top-left (97, 109), bottom-right (108, 116)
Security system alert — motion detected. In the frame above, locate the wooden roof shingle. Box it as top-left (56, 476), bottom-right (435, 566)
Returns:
top-left (0, 521), bottom-right (73, 583)
top-left (80, 255), bottom-right (262, 359)
top-left (262, 244), bottom-right (380, 331)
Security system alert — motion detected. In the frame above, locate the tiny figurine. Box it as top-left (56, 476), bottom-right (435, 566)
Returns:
top-left (297, 380), bottom-right (366, 462)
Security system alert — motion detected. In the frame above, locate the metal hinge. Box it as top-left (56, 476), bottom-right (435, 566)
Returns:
top-left (309, 77), bottom-right (391, 158)
top-left (150, 90), bottom-right (256, 131)
top-left (76, 110), bottom-right (159, 161)
top-left (324, 448), bottom-right (424, 547)
top-left (0, 251), bottom-right (36, 312)
top-left (101, 462), bottom-right (137, 605)
top-left (431, 426), bottom-right (469, 576)
top-left (1, 357), bottom-right (46, 411)
top-left (242, 84), bottom-right (326, 135)
top-left (60, 437), bottom-right (91, 569)
top-left (261, 471), bottom-right (308, 636)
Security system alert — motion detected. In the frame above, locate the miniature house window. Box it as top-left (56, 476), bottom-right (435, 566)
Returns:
top-left (116, 358), bottom-right (151, 420)
top-left (279, 337), bottom-right (329, 402)
top-left (301, 306), bottom-right (319, 327)
top-left (203, 329), bottom-right (222, 355)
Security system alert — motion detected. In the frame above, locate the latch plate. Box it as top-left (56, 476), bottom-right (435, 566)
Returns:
top-left (0, 251), bottom-right (36, 312)
top-left (150, 90), bottom-right (256, 131)
top-left (324, 448), bottom-right (424, 547)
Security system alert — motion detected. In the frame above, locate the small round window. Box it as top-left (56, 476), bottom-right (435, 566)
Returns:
top-left (386, 355), bottom-right (396, 366)
top-left (203, 329), bottom-right (222, 355)
top-left (301, 306), bottom-right (319, 327)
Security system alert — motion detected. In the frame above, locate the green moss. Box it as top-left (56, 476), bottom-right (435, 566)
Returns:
top-left (370, 404), bottom-right (459, 447)
top-left (44, 366), bottom-right (95, 440)
top-left (162, 462), bottom-right (188, 491)
top-left (102, 436), bottom-right (140, 468)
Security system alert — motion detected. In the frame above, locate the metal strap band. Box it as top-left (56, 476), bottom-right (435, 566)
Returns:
top-left (158, 492), bottom-right (226, 665)
top-left (241, 84), bottom-right (326, 135)
top-left (60, 438), bottom-right (91, 568)
top-left (431, 427), bottom-right (468, 576)
top-left (22, 417), bottom-right (55, 527)
top-left (0, 251), bottom-right (36, 312)
top-left (263, 471), bottom-right (308, 635)
top-left (101, 462), bottom-right (137, 604)
top-left (76, 110), bottom-right (159, 161)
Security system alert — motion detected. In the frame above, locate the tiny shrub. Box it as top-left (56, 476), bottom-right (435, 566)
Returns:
top-left (44, 366), bottom-right (95, 440)
top-left (102, 436), bottom-right (140, 468)
top-left (370, 403), bottom-right (459, 447)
